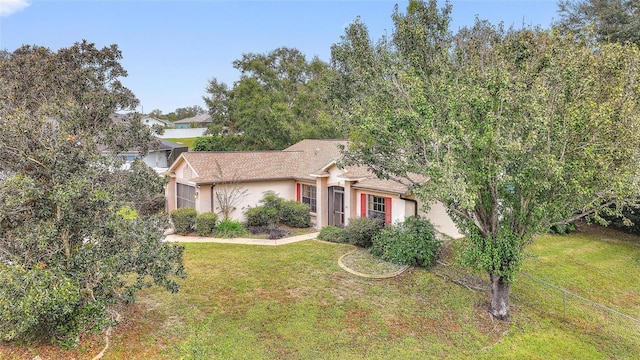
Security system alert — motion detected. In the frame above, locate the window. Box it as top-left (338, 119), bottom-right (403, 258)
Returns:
top-left (176, 183), bottom-right (195, 209)
top-left (301, 184), bottom-right (317, 213)
top-left (368, 195), bottom-right (386, 220)
top-left (361, 194), bottom-right (392, 224)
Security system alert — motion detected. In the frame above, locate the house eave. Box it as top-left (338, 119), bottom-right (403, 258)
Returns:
top-left (351, 184), bottom-right (409, 196)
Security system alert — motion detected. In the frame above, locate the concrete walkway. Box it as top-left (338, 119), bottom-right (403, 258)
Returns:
top-left (164, 232), bottom-right (319, 246)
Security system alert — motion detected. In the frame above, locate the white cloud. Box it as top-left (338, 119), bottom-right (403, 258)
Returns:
top-left (0, 0), bottom-right (31, 17)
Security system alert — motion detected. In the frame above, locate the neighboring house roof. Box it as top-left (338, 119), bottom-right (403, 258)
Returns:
top-left (168, 139), bottom-right (420, 195)
top-left (157, 139), bottom-right (188, 151)
top-left (173, 114), bottom-right (212, 125)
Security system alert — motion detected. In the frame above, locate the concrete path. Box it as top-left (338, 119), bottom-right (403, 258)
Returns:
top-left (164, 232), bottom-right (319, 246)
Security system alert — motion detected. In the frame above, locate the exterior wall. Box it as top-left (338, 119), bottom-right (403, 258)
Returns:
top-left (314, 178), bottom-right (328, 228)
top-left (166, 176), bottom-right (176, 212)
top-left (196, 184), bottom-right (213, 213)
top-left (157, 128), bottom-right (206, 139)
top-left (212, 180), bottom-right (295, 221)
top-left (420, 201), bottom-right (463, 239)
top-left (354, 190), bottom-right (463, 239)
top-left (355, 189), bottom-right (407, 224)
top-left (344, 181), bottom-right (357, 225)
top-left (166, 160), bottom-right (195, 214)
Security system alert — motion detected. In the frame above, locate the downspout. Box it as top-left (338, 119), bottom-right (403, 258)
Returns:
top-left (400, 194), bottom-right (418, 217)
top-left (211, 184), bottom-right (215, 214)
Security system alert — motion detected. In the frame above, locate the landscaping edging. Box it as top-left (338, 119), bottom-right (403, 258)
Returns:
top-left (338, 248), bottom-right (411, 279)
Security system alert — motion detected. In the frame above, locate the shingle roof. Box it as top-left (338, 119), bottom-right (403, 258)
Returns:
top-left (173, 114), bottom-right (212, 124)
top-left (284, 139), bottom-right (348, 179)
top-left (171, 139), bottom-right (420, 194)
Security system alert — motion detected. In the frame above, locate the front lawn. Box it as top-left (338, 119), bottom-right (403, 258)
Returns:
top-left (1, 225), bottom-right (638, 359)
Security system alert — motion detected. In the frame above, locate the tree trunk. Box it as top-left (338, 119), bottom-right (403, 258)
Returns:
top-left (489, 273), bottom-right (510, 320)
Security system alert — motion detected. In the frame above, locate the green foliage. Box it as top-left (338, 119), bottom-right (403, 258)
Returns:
top-left (317, 226), bottom-right (347, 243)
top-left (370, 217), bottom-right (440, 267)
top-left (260, 191), bottom-right (284, 210)
top-left (202, 47), bottom-right (345, 151)
top-left (331, 0), bottom-right (640, 319)
top-left (0, 41), bottom-right (185, 343)
top-left (600, 204), bottom-right (640, 235)
top-left (549, 222), bottom-right (577, 235)
top-left (557, 0), bottom-right (640, 46)
top-left (343, 217), bottom-right (385, 248)
top-left (279, 200), bottom-right (311, 228)
top-left (195, 212), bottom-right (218, 236)
top-left (171, 208), bottom-right (197, 235)
top-left (245, 192), bottom-right (312, 229)
top-left (214, 219), bottom-right (248, 238)
top-left (245, 206), bottom-right (280, 227)
top-left (0, 265), bottom-right (81, 342)
top-left (116, 206), bottom-right (138, 220)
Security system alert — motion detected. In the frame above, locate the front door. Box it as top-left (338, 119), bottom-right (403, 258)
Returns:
top-left (328, 186), bottom-right (345, 227)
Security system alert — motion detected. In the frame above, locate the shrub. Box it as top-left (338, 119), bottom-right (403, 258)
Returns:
top-left (214, 219), bottom-right (247, 238)
top-left (195, 212), bottom-right (218, 236)
top-left (171, 207), bottom-right (197, 235)
top-left (344, 217), bottom-right (385, 248)
top-left (600, 205), bottom-right (640, 235)
top-left (280, 200), bottom-right (311, 228)
top-left (370, 217), bottom-right (440, 267)
top-left (317, 226), bottom-right (347, 243)
top-left (260, 191), bottom-right (284, 211)
top-left (549, 222), bottom-right (576, 235)
top-left (245, 206), bottom-right (279, 227)
top-left (0, 265), bottom-right (81, 342)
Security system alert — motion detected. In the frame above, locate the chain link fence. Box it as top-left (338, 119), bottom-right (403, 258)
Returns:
top-left (514, 271), bottom-right (640, 355)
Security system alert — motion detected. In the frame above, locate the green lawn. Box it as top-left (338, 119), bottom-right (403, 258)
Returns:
top-left (2, 225), bottom-right (639, 359)
top-left (163, 137), bottom-right (197, 150)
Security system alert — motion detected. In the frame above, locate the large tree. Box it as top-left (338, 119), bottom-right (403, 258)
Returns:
top-left (197, 47), bottom-right (344, 151)
top-left (556, 0), bottom-right (640, 45)
top-left (331, 0), bottom-right (640, 319)
top-left (0, 41), bottom-right (185, 343)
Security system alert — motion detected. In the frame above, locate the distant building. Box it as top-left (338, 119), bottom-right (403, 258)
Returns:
top-left (120, 139), bottom-right (188, 173)
top-left (141, 116), bottom-right (174, 128)
top-left (173, 114), bottom-right (212, 129)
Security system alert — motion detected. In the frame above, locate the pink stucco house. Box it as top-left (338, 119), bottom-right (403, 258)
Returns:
top-left (165, 139), bottom-right (461, 238)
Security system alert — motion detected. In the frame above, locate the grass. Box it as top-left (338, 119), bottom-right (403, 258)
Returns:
top-left (1, 224), bottom-right (639, 359)
top-left (164, 137), bottom-right (197, 149)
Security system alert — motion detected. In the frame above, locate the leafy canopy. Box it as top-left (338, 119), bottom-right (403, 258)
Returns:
top-left (331, 0), bottom-right (640, 319)
top-left (197, 47), bottom-right (345, 151)
top-left (0, 41), bottom-right (185, 343)
top-left (557, 0), bottom-right (640, 46)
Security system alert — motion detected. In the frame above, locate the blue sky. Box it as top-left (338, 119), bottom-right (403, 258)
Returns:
top-left (1, 0), bottom-right (560, 113)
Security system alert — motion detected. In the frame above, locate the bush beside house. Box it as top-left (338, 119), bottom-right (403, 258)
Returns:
top-left (195, 212), bottom-right (218, 236)
top-left (318, 226), bottom-right (346, 243)
top-left (343, 217), bottom-right (385, 248)
top-left (370, 217), bottom-right (440, 267)
top-left (171, 208), bottom-right (197, 235)
top-left (244, 193), bottom-right (311, 229)
top-left (280, 200), bottom-right (312, 228)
